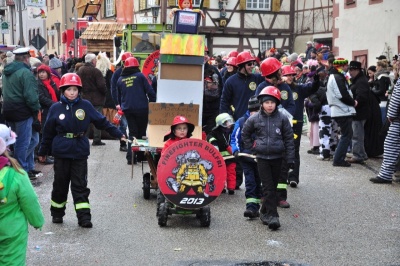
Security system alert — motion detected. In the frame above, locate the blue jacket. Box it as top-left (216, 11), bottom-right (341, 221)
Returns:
top-left (231, 111), bottom-right (254, 155)
top-left (111, 67), bottom-right (122, 106)
top-left (116, 67), bottom-right (156, 114)
top-left (255, 81), bottom-right (296, 116)
top-left (38, 96), bottom-right (123, 159)
top-left (289, 79), bottom-right (319, 121)
top-left (219, 72), bottom-right (264, 121)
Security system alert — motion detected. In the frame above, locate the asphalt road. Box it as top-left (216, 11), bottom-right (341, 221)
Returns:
top-left (26, 138), bottom-right (400, 266)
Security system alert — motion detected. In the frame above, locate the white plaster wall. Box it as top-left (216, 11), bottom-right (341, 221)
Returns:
top-left (335, 1), bottom-right (400, 66)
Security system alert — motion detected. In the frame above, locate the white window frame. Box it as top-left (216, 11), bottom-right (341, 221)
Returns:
top-left (147, 0), bottom-right (156, 7)
top-left (105, 0), bottom-right (115, 17)
top-left (175, 0), bottom-right (201, 7)
top-left (260, 39), bottom-right (274, 52)
top-left (246, 0), bottom-right (271, 11)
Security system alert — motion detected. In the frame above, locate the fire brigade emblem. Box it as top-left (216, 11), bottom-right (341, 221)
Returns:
top-left (249, 82), bottom-right (257, 91)
top-left (158, 139), bottom-right (226, 209)
top-left (292, 92), bottom-right (298, 100)
top-left (281, 90), bottom-right (288, 100)
top-left (75, 109), bottom-right (85, 120)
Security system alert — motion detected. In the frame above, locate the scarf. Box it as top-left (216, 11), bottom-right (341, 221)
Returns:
top-left (42, 79), bottom-right (58, 102)
top-left (0, 156), bottom-right (10, 170)
top-left (374, 68), bottom-right (390, 80)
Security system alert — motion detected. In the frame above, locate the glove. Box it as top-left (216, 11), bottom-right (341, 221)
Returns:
top-left (288, 162), bottom-right (295, 169)
top-left (233, 151), bottom-right (239, 159)
top-left (226, 146), bottom-right (233, 155)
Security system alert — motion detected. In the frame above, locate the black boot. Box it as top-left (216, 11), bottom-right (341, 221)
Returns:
top-left (120, 140), bottom-right (128, 152)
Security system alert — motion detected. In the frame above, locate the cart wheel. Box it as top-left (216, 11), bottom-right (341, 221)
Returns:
top-left (156, 190), bottom-right (166, 217)
top-left (158, 203), bottom-right (168, 227)
top-left (199, 206), bottom-right (211, 227)
top-left (143, 173), bottom-right (151, 199)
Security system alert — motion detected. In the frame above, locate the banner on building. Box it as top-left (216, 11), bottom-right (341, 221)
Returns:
top-left (26, 0), bottom-right (46, 7)
top-left (116, 0), bottom-right (134, 24)
top-left (28, 6), bottom-right (47, 20)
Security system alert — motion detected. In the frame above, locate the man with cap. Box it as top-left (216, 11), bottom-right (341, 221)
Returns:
top-left (326, 57), bottom-right (357, 167)
top-left (2, 47), bottom-right (41, 179)
top-left (76, 53), bottom-right (107, 146)
top-left (376, 55), bottom-right (387, 60)
top-left (346, 60), bottom-right (370, 164)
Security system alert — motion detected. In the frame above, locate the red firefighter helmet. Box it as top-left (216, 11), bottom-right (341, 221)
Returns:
top-left (226, 57), bottom-right (237, 67)
top-left (59, 73), bottom-right (82, 90)
top-left (227, 50), bottom-right (239, 58)
top-left (236, 51), bottom-right (255, 66)
top-left (121, 52), bottom-right (132, 62)
top-left (260, 57), bottom-right (282, 77)
top-left (124, 57), bottom-right (139, 68)
top-left (281, 65), bottom-right (296, 76)
top-left (163, 116), bottom-right (195, 141)
top-left (257, 86), bottom-right (281, 105)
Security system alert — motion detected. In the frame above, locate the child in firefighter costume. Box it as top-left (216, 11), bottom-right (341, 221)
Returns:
top-left (162, 116), bottom-right (207, 195)
top-left (0, 124), bottom-right (44, 265)
top-left (207, 113), bottom-right (236, 194)
top-left (231, 96), bottom-right (262, 218)
top-left (242, 87), bottom-right (295, 230)
top-left (38, 73), bottom-right (125, 228)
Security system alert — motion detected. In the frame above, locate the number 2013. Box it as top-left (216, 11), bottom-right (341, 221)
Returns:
top-left (180, 197), bottom-right (204, 205)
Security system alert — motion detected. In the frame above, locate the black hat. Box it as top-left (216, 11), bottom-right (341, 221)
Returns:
top-left (376, 55), bottom-right (387, 60)
top-left (348, 61), bottom-right (362, 70)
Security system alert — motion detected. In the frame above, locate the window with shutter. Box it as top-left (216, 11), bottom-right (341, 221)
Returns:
top-left (203, 0), bottom-right (209, 8)
top-left (260, 39), bottom-right (274, 52)
top-left (346, 0), bottom-right (356, 4)
top-left (239, 0), bottom-right (246, 10)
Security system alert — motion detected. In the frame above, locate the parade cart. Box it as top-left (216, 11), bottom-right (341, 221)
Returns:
top-left (156, 138), bottom-right (226, 227)
top-left (130, 138), bottom-right (162, 200)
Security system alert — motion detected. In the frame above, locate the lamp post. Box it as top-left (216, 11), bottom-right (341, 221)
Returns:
top-left (54, 20), bottom-right (61, 56)
top-left (151, 5), bottom-right (160, 24)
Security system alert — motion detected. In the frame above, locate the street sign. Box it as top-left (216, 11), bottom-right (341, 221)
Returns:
top-left (47, 30), bottom-right (56, 36)
top-left (29, 34), bottom-right (47, 50)
top-left (1, 22), bottom-right (9, 34)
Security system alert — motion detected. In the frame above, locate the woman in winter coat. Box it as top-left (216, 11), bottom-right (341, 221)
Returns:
top-left (0, 124), bottom-right (44, 265)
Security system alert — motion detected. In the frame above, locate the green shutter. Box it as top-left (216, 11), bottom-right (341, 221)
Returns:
top-left (239, 0), bottom-right (246, 10)
top-left (203, 0), bottom-right (210, 8)
top-left (168, 0), bottom-right (176, 7)
top-left (272, 0), bottom-right (281, 12)
top-left (139, 0), bottom-right (146, 10)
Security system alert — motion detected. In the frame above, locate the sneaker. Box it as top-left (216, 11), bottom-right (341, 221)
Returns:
top-left (30, 170), bottom-right (42, 175)
top-left (346, 158), bottom-right (365, 164)
top-left (316, 155), bottom-right (331, 161)
top-left (332, 161), bottom-right (351, 167)
top-left (228, 190), bottom-right (235, 195)
top-left (92, 141), bottom-right (106, 146)
top-left (28, 171), bottom-right (38, 180)
top-left (244, 209), bottom-right (260, 219)
top-left (289, 180), bottom-right (298, 188)
top-left (278, 200), bottom-right (290, 208)
top-left (120, 146), bottom-right (128, 152)
top-left (307, 148), bottom-right (319, 154)
top-left (79, 220), bottom-right (93, 228)
top-left (369, 177), bottom-right (392, 184)
top-left (52, 217), bottom-right (63, 224)
top-left (260, 213), bottom-right (272, 225)
top-left (268, 217), bottom-right (281, 230)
